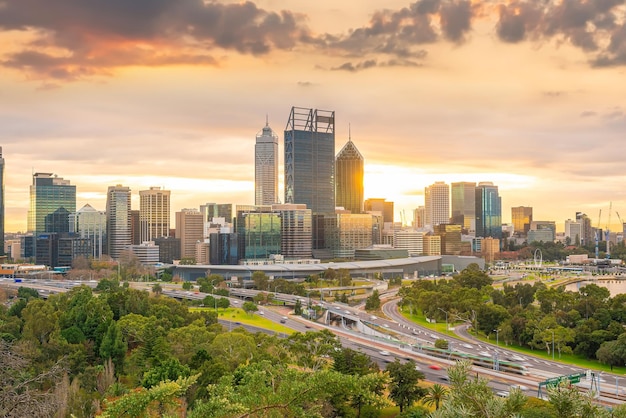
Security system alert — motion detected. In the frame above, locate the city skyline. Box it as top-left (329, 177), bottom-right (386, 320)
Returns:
top-left (2, 1), bottom-right (626, 232)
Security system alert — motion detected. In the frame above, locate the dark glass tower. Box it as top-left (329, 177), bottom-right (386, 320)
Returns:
top-left (284, 107), bottom-right (335, 214)
top-left (475, 182), bottom-right (502, 238)
top-left (335, 134), bottom-right (364, 214)
top-left (27, 173), bottom-right (76, 235)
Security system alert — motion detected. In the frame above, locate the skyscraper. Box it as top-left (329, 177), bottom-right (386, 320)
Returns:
top-left (451, 182), bottom-right (476, 232)
top-left (106, 185), bottom-right (131, 260)
top-left (175, 208), bottom-right (204, 260)
top-left (424, 182), bottom-right (449, 227)
top-left (284, 106), bottom-right (335, 214)
top-left (255, 118), bottom-right (279, 206)
top-left (364, 198), bottom-right (394, 224)
top-left (139, 187), bottom-right (170, 242)
top-left (27, 173), bottom-right (76, 235)
top-left (70, 204), bottom-right (107, 258)
top-left (0, 148), bottom-right (4, 257)
top-left (511, 206), bottom-right (533, 235)
top-left (335, 134), bottom-right (364, 214)
top-left (475, 182), bottom-right (502, 238)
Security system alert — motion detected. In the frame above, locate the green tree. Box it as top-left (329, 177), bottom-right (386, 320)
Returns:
top-left (242, 301), bottom-right (258, 316)
top-left (141, 358), bottom-right (192, 388)
top-left (422, 383), bottom-right (448, 410)
top-left (454, 263), bottom-right (492, 289)
top-left (99, 321), bottom-right (127, 373)
top-left (252, 271), bottom-right (270, 291)
top-left (332, 348), bottom-right (379, 376)
top-left (283, 330), bottom-right (342, 371)
top-left (216, 297), bottom-right (230, 311)
top-left (182, 281), bottom-right (193, 291)
top-left (386, 359), bottom-right (426, 413)
top-left (294, 299), bottom-right (303, 315)
top-left (151, 283), bottom-right (163, 295)
top-left (365, 290), bottom-right (381, 311)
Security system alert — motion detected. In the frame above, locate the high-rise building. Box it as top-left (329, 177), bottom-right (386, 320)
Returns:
top-left (434, 224), bottom-right (462, 255)
top-left (335, 136), bottom-right (364, 214)
top-left (139, 187), bottom-right (170, 242)
top-left (511, 206), bottom-right (533, 235)
top-left (475, 182), bottom-right (502, 239)
top-left (575, 212), bottom-right (593, 246)
top-left (27, 173), bottom-right (76, 235)
top-left (284, 106), bottom-right (335, 214)
top-left (528, 221), bottom-right (556, 243)
top-left (106, 185), bottom-right (131, 260)
top-left (424, 182), bottom-right (449, 227)
top-left (413, 206), bottom-right (425, 229)
top-left (451, 182), bottom-right (476, 233)
top-left (255, 118), bottom-right (279, 206)
top-left (0, 147), bottom-right (4, 257)
top-left (393, 229), bottom-right (426, 256)
top-left (564, 219), bottom-right (582, 245)
top-left (324, 211), bottom-right (373, 259)
top-left (235, 205), bottom-right (281, 260)
top-left (200, 203), bottom-right (232, 237)
top-left (130, 210), bottom-right (140, 245)
top-left (69, 204), bottom-right (107, 259)
top-left (175, 208), bottom-right (204, 260)
top-left (364, 198), bottom-right (394, 224)
top-left (276, 204), bottom-right (312, 259)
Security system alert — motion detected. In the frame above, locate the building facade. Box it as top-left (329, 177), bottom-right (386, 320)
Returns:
top-left (255, 119), bottom-right (279, 206)
top-left (275, 204), bottom-right (313, 259)
top-left (139, 187), bottom-right (170, 242)
top-left (106, 185), bottom-right (131, 260)
top-left (364, 198), bottom-right (394, 224)
top-left (325, 212), bottom-right (373, 259)
top-left (564, 219), bottom-right (582, 245)
top-left (335, 138), bottom-right (364, 214)
top-left (434, 224), bottom-right (462, 255)
top-left (424, 182), bottom-right (449, 227)
top-left (451, 182), bottom-right (476, 233)
top-left (175, 208), bottom-right (203, 260)
top-left (475, 182), bottom-right (502, 239)
top-left (69, 204), bottom-right (107, 259)
top-left (393, 229), bottom-right (425, 256)
top-left (511, 206), bottom-right (533, 235)
top-left (28, 173), bottom-right (76, 235)
top-left (236, 205), bottom-right (282, 260)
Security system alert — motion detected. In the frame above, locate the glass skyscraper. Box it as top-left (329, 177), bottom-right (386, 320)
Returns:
top-left (335, 137), bottom-right (364, 214)
top-left (70, 204), bottom-right (107, 259)
top-left (451, 182), bottom-right (476, 232)
top-left (236, 205), bottom-right (282, 260)
top-left (284, 106), bottom-right (335, 214)
top-left (27, 173), bottom-right (76, 235)
top-left (106, 185), bottom-right (131, 260)
top-left (255, 118), bottom-right (279, 206)
top-left (475, 182), bottom-right (502, 239)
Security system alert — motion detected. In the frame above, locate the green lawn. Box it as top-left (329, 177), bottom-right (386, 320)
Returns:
top-left (399, 309), bottom-right (626, 374)
top-left (191, 307), bottom-right (294, 335)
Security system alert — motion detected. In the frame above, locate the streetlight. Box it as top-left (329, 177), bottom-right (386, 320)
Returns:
top-left (493, 329), bottom-right (500, 347)
top-left (438, 308), bottom-right (448, 331)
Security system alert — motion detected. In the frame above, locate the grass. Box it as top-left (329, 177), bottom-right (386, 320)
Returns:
top-left (399, 309), bottom-right (626, 374)
top-left (190, 307), bottom-right (294, 335)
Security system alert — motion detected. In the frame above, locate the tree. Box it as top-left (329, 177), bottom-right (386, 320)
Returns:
top-left (252, 271), bottom-right (270, 291)
top-left (294, 299), bottom-right (303, 315)
top-left (242, 301), bottom-right (258, 316)
top-left (422, 383), bottom-right (448, 410)
top-left (152, 283), bottom-right (163, 295)
top-left (454, 263), bottom-right (492, 289)
top-left (182, 281), bottom-right (193, 291)
top-left (283, 330), bottom-right (342, 371)
top-left (332, 348), bottom-right (379, 376)
top-left (386, 359), bottom-right (426, 413)
top-left (99, 321), bottom-right (127, 373)
top-left (216, 297), bottom-right (230, 311)
top-left (365, 290), bottom-right (381, 311)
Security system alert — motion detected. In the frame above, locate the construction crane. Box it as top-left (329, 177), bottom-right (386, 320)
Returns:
top-left (595, 209), bottom-right (601, 260)
top-left (606, 202), bottom-right (613, 259)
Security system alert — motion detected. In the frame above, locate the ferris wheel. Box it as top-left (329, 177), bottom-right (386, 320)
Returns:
top-left (533, 249), bottom-right (543, 269)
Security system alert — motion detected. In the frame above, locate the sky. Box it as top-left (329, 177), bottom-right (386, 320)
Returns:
top-left (2, 0), bottom-right (626, 233)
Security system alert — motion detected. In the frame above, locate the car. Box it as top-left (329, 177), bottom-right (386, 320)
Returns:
top-left (429, 364), bottom-right (442, 370)
top-left (478, 351), bottom-right (492, 358)
top-left (304, 324), bottom-right (312, 329)
top-left (382, 324), bottom-right (390, 328)
top-left (496, 391), bottom-right (510, 398)
top-left (461, 343), bottom-right (474, 349)
top-left (280, 316), bottom-right (288, 324)
top-left (439, 375), bottom-right (450, 381)
top-left (510, 384), bottom-right (529, 391)
top-left (379, 350), bottom-right (390, 356)
top-left (507, 355), bottom-right (525, 362)
top-left (258, 311), bottom-right (264, 315)
top-left (430, 334), bottom-right (438, 339)
top-left (370, 315), bottom-right (378, 320)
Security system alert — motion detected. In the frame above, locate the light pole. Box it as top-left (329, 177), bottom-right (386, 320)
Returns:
top-left (493, 329), bottom-right (500, 347)
top-left (438, 308), bottom-right (448, 331)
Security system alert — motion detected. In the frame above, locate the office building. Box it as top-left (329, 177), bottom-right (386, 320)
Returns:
top-left (575, 212), bottom-right (594, 246)
top-left (564, 219), bottom-right (582, 245)
top-left (0, 148), bottom-right (4, 257)
top-left (69, 204), bottom-right (107, 259)
top-left (335, 136), bottom-right (364, 214)
top-left (475, 182), bottom-right (502, 239)
top-left (128, 241), bottom-right (159, 265)
top-left (255, 118), bottom-right (279, 205)
top-left (325, 211), bottom-right (373, 259)
top-left (364, 198), bottom-right (394, 224)
top-left (139, 187), bottom-right (170, 242)
top-left (27, 173), bottom-right (76, 235)
top-left (175, 208), bottom-right (204, 260)
top-left (424, 182), bottom-right (449, 227)
top-left (393, 229), bottom-right (425, 256)
top-left (413, 206), bottom-right (425, 229)
top-left (276, 204), bottom-right (313, 259)
top-left (200, 203), bottom-right (233, 237)
top-left (512, 206), bottom-right (533, 235)
top-left (528, 221), bottom-right (556, 243)
top-left (154, 236), bottom-right (181, 264)
top-left (481, 237), bottom-right (500, 263)
top-left (236, 205), bottom-right (282, 260)
top-left (130, 210), bottom-right (140, 245)
top-left (284, 106), bottom-right (335, 214)
top-left (451, 182), bottom-right (476, 233)
top-left (423, 235), bottom-right (441, 256)
top-left (58, 236), bottom-right (92, 267)
top-left (209, 232), bottom-right (239, 265)
top-left (434, 224), bottom-right (462, 255)
top-left (106, 185), bottom-right (131, 260)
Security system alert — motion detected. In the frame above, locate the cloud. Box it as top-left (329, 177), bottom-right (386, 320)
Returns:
top-left (0, 0), bottom-right (309, 80)
top-left (580, 110), bottom-right (597, 118)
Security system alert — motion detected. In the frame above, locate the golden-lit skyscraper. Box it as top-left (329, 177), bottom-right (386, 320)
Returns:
top-left (139, 187), bottom-right (170, 242)
top-left (451, 182), bottom-right (476, 232)
top-left (106, 185), bottom-right (131, 260)
top-left (335, 135), bottom-right (364, 214)
top-left (255, 118), bottom-right (279, 206)
top-left (424, 182), bottom-right (449, 227)
top-left (511, 206), bottom-right (533, 235)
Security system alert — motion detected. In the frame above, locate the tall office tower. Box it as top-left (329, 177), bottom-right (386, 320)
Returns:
top-left (413, 206), bottom-right (425, 228)
top-left (235, 205), bottom-right (281, 260)
top-left (511, 206), bottom-right (533, 235)
top-left (275, 204), bottom-right (312, 259)
top-left (451, 182), bottom-right (476, 232)
top-left (69, 204), bottom-right (107, 258)
top-left (335, 135), bottom-right (364, 214)
top-left (106, 185), bottom-right (131, 260)
top-left (175, 208), bottom-right (204, 260)
top-left (424, 182), bottom-right (449, 227)
top-left (364, 198), bottom-right (394, 224)
top-left (284, 106), bottom-right (335, 213)
top-left (139, 187), bottom-right (170, 242)
top-left (200, 203), bottom-right (233, 237)
top-left (0, 147), bottom-right (4, 257)
top-left (130, 210), bottom-right (140, 245)
top-left (393, 229), bottom-right (425, 256)
top-left (255, 118), bottom-right (279, 205)
top-left (475, 182), bottom-right (502, 238)
top-left (564, 219), bottom-right (582, 245)
top-left (324, 211), bottom-right (373, 259)
top-left (434, 224), bottom-right (462, 255)
top-left (27, 173), bottom-right (76, 235)
top-left (575, 212), bottom-right (593, 246)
